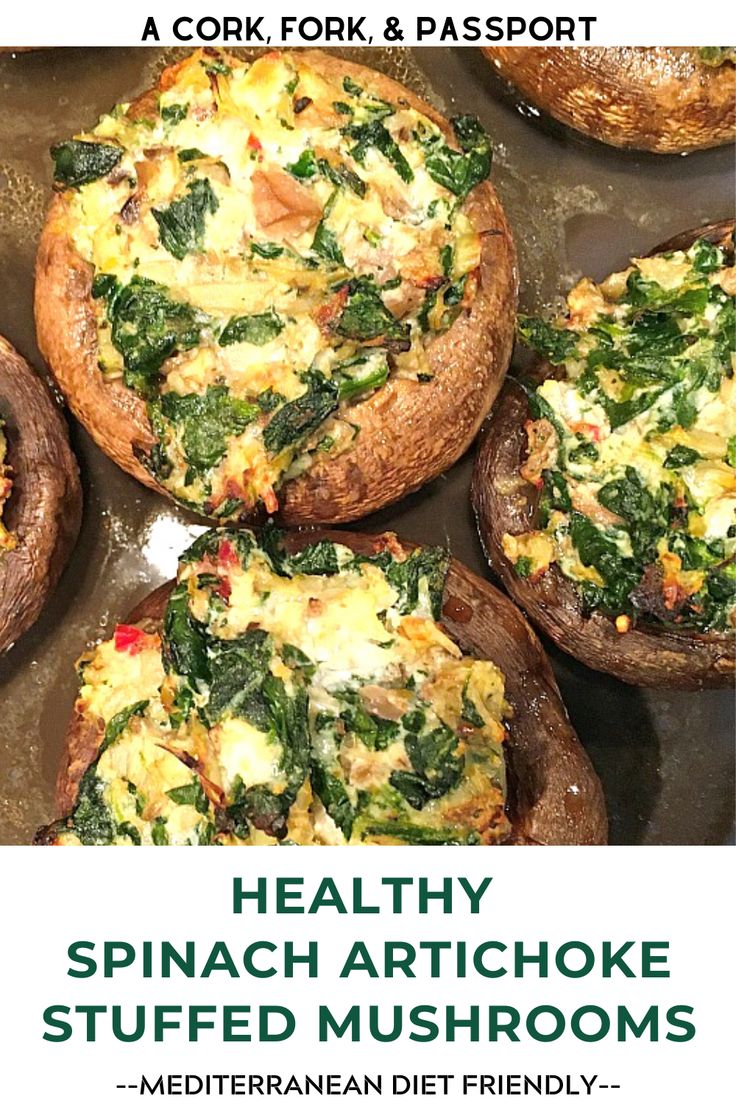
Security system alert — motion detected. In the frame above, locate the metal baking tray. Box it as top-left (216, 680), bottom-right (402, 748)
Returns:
top-left (0, 46), bottom-right (733, 844)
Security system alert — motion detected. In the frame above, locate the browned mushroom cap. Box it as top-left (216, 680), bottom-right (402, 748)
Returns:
top-left (472, 221), bottom-right (736, 690)
top-left (54, 528), bottom-right (607, 846)
top-left (0, 336), bottom-right (81, 652)
top-left (482, 47), bottom-right (736, 153)
top-left (35, 49), bottom-right (517, 528)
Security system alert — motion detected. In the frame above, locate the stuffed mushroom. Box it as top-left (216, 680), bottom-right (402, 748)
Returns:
top-left (473, 221), bottom-right (736, 688)
top-left (482, 47), bottom-right (736, 153)
top-left (35, 48), bottom-right (516, 526)
top-left (0, 335), bottom-right (81, 652)
top-left (36, 527), bottom-right (606, 846)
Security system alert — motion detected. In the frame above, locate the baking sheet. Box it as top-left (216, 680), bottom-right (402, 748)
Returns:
top-left (0, 46), bottom-right (733, 845)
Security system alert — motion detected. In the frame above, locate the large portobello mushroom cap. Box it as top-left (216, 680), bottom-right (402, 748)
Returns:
top-left (473, 221), bottom-right (736, 689)
top-left (0, 336), bottom-right (81, 652)
top-left (50, 529), bottom-right (606, 846)
top-left (482, 47), bottom-right (736, 153)
top-left (35, 49), bottom-right (517, 526)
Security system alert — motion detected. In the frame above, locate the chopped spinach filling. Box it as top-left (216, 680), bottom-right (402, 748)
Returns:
top-left (516, 239), bottom-right (736, 632)
top-left (52, 529), bottom-right (508, 846)
top-left (62, 50), bottom-right (493, 520)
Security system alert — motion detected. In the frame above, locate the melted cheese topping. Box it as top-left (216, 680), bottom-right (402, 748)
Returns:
top-left (45, 530), bottom-right (510, 847)
top-left (512, 238), bottom-right (736, 633)
top-left (57, 48), bottom-right (490, 519)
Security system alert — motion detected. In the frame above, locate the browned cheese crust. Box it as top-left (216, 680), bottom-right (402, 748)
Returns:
top-left (54, 528), bottom-right (607, 846)
top-left (35, 50), bottom-right (518, 526)
top-left (472, 222), bottom-right (736, 689)
top-left (0, 336), bottom-right (81, 652)
top-left (482, 47), bottom-right (736, 153)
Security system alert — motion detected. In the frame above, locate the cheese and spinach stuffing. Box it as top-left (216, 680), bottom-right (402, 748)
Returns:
top-left (0, 421), bottom-right (16, 553)
top-left (53, 49), bottom-right (491, 519)
top-left (506, 235), bottom-right (736, 634)
top-left (42, 528), bottom-right (510, 846)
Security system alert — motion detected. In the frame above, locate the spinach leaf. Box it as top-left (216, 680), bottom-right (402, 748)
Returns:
top-left (100, 700), bottom-right (149, 754)
top-left (686, 561), bottom-right (736, 631)
top-left (519, 383), bottom-right (567, 448)
top-left (152, 178), bottom-right (219, 260)
top-left (180, 527), bottom-right (255, 568)
top-left (626, 311), bottom-right (690, 359)
top-left (317, 157), bottom-right (366, 198)
top-left (461, 682), bottom-right (485, 728)
top-left (726, 436), bottom-right (736, 468)
top-left (281, 643), bottom-right (316, 680)
top-left (597, 467), bottom-right (670, 560)
top-left (311, 220), bottom-right (345, 265)
top-left (224, 675), bottom-right (310, 840)
top-left (128, 782), bottom-right (146, 817)
top-left (218, 309), bottom-right (284, 346)
top-left (390, 724), bottom-right (464, 810)
top-left (263, 373), bottom-right (339, 454)
top-left (72, 771), bottom-right (115, 845)
top-left (151, 817), bottom-right (169, 845)
top-left (518, 316), bottom-right (579, 364)
top-left (422, 114), bottom-right (491, 201)
top-left (623, 271), bottom-right (709, 315)
top-left (161, 103), bottom-right (188, 125)
top-left (205, 629), bottom-right (273, 726)
top-left (599, 386), bottom-right (666, 430)
top-left (229, 785), bottom-right (288, 840)
top-left (568, 512), bottom-right (639, 614)
top-left (514, 556), bottom-right (534, 578)
top-left (691, 238), bottom-right (722, 274)
top-left (156, 386), bottom-right (259, 475)
top-left (311, 759), bottom-right (355, 838)
top-left (166, 778), bottom-right (209, 814)
top-left (343, 120), bottom-right (414, 183)
top-left (285, 540), bottom-right (340, 577)
top-left (118, 822), bottom-right (142, 845)
top-left (335, 353), bottom-right (389, 401)
top-left (178, 148), bottom-right (206, 163)
top-left (286, 149), bottom-right (318, 179)
top-left (265, 678), bottom-right (310, 793)
top-left (104, 276), bottom-right (209, 393)
top-left (256, 388), bottom-right (284, 413)
top-left (670, 534), bottom-right (725, 572)
top-left (337, 691), bottom-right (399, 751)
top-left (664, 445), bottom-right (701, 469)
top-left (91, 273), bottom-right (119, 301)
top-left (202, 58), bottom-right (232, 77)
top-left (541, 469), bottom-right (572, 512)
top-left (569, 440), bottom-right (598, 464)
top-left (706, 562), bottom-right (736, 604)
top-left (51, 139), bottom-right (123, 188)
top-left (251, 241), bottom-right (285, 259)
top-left (336, 278), bottom-right (410, 350)
top-left (163, 582), bottom-right (210, 686)
top-left (385, 546), bottom-right (450, 619)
